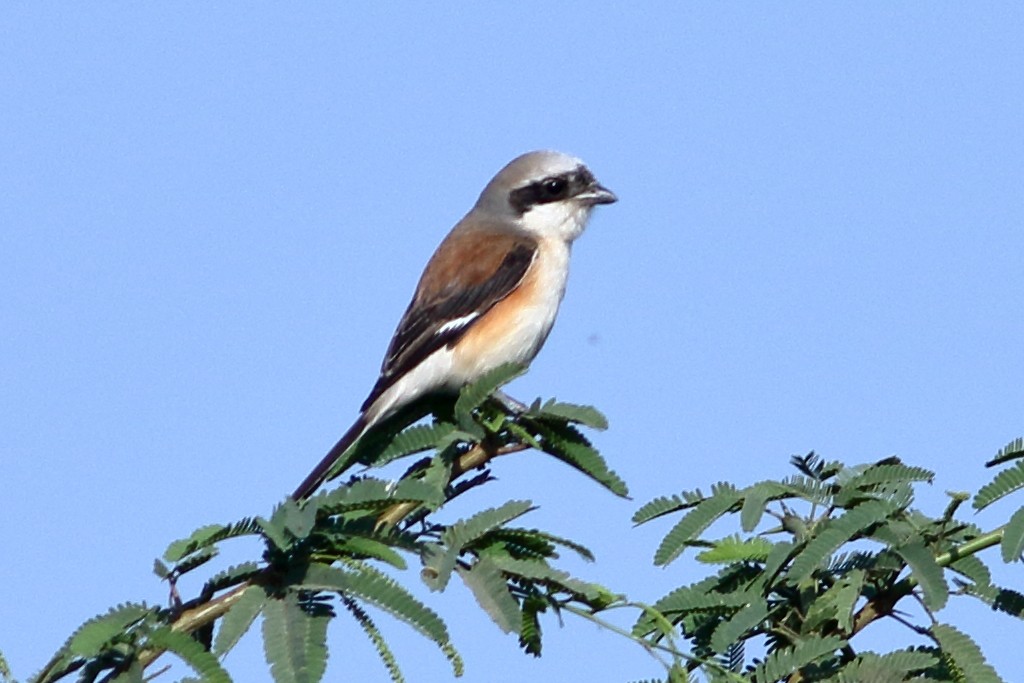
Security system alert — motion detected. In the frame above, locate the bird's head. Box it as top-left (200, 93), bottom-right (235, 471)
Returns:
top-left (474, 150), bottom-right (617, 242)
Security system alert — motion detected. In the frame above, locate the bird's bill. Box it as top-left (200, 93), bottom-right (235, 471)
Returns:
top-left (577, 183), bottom-right (618, 206)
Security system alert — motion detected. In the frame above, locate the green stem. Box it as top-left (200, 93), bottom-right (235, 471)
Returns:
top-left (933, 526), bottom-right (1005, 569)
top-left (852, 525), bottom-right (1006, 636)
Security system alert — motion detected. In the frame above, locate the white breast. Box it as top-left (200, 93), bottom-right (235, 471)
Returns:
top-left (448, 235), bottom-right (572, 384)
top-left (501, 237), bottom-right (571, 363)
top-left (363, 238), bottom-right (572, 426)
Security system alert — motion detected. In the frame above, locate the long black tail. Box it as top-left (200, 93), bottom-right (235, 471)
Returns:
top-left (292, 414), bottom-right (368, 501)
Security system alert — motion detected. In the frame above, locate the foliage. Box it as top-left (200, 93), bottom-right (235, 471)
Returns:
top-left (632, 447), bottom-right (1024, 682)
top-left (12, 371), bottom-right (1024, 683)
top-left (28, 364), bottom-right (621, 683)
top-left (1, 649), bottom-right (13, 683)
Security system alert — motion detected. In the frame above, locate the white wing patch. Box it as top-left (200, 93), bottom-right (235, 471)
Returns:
top-left (435, 312), bottom-right (481, 336)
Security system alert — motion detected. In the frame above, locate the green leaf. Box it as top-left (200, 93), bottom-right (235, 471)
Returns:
top-left (648, 583), bottom-right (752, 618)
top-left (531, 399), bottom-right (608, 430)
top-left (533, 420), bottom-right (628, 497)
top-left (372, 422), bottom-right (460, 466)
top-left (633, 490), bottom-right (707, 524)
top-left (279, 498), bottom-right (318, 540)
top-left (894, 541), bottom-right (948, 610)
top-left (300, 562), bottom-right (449, 646)
top-left (833, 655), bottom-right (918, 683)
top-left (519, 595), bottom-right (546, 657)
top-left (973, 459), bottom-right (1024, 511)
top-left (654, 485), bottom-right (742, 566)
top-left (164, 524), bottom-right (226, 563)
top-left (259, 499), bottom-right (319, 549)
top-left (312, 478), bottom-right (439, 516)
top-left (417, 449), bottom-right (457, 510)
top-left (457, 558), bottom-right (521, 634)
top-left (146, 627), bottom-right (232, 683)
top-left (0, 649), bottom-right (13, 683)
top-left (204, 562), bottom-right (264, 595)
top-left (505, 421), bottom-right (542, 450)
top-left (779, 474), bottom-right (835, 507)
top-left (827, 550), bottom-right (877, 574)
top-left (442, 500), bottom-right (535, 552)
top-left (497, 528), bottom-right (595, 562)
top-left (422, 500), bottom-right (535, 590)
top-left (67, 603), bottom-right (153, 657)
top-left (32, 649), bottom-right (78, 683)
top-left (1000, 505), bottom-right (1024, 563)
top-left (333, 536), bottom-right (408, 570)
top-left (710, 601), bottom-right (769, 654)
top-left (752, 635), bottom-right (844, 682)
top-left (257, 514), bottom-right (292, 553)
top-left (486, 555), bottom-right (602, 600)
top-left (803, 569), bottom-right (864, 634)
top-left (261, 594), bottom-right (328, 683)
top-left (931, 623), bottom-right (1005, 683)
top-left (959, 581), bottom-right (1024, 619)
top-left (171, 546), bottom-right (219, 577)
top-left (839, 461), bottom-right (935, 489)
top-left (696, 535), bottom-right (773, 564)
top-left (339, 596), bottom-right (405, 683)
top-left (948, 554), bottom-right (992, 588)
top-left (454, 362), bottom-right (526, 426)
top-left (785, 500), bottom-right (894, 582)
top-left (722, 641), bottom-right (745, 675)
top-left (871, 648), bottom-right (940, 672)
top-left (632, 601), bottom-right (681, 640)
top-left (790, 452), bottom-right (841, 481)
top-left (479, 528), bottom-right (554, 560)
top-left (871, 515), bottom-right (923, 548)
top-left (986, 436), bottom-right (1024, 467)
top-left (739, 482), bottom-right (791, 532)
top-left (420, 543), bottom-right (456, 593)
top-left (992, 586), bottom-right (1024, 618)
top-left (214, 585), bottom-right (267, 656)
top-left (760, 541), bottom-right (796, 585)
top-left (163, 518), bottom-right (263, 563)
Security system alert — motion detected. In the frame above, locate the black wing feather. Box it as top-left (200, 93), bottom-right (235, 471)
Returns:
top-left (360, 243), bottom-right (536, 412)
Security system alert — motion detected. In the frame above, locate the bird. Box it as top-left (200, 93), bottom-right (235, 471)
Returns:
top-left (292, 150), bottom-right (616, 500)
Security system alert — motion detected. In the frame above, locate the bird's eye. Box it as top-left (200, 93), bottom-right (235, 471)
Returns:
top-left (541, 177), bottom-right (567, 198)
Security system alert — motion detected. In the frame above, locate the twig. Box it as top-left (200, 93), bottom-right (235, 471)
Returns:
top-left (374, 442), bottom-right (528, 530)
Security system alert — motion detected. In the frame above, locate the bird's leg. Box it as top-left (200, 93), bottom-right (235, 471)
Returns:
top-left (494, 389), bottom-right (529, 415)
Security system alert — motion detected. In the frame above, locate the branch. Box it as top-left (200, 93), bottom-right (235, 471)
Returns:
top-left (374, 442), bottom-right (528, 529)
top-left (98, 441), bottom-right (533, 679)
top-left (850, 526), bottom-right (1006, 636)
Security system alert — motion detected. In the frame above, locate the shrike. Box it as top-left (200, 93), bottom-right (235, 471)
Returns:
top-left (293, 150), bottom-right (616, 500)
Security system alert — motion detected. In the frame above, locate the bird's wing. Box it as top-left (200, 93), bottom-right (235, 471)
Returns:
top-left (361, 229), bottom-right (538, 412)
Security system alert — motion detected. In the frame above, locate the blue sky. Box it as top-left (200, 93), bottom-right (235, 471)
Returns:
top-left (2, 4), bottom-right (1023, 682)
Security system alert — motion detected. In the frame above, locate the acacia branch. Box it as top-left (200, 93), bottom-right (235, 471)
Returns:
top-left (374, 442), bottom-right (529, 529)
top-left (850, 526), bottom-right (1006, 636)
top-left (101, 439), bottom-right (532, 679)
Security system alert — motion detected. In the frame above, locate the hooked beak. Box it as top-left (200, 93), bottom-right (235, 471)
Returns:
top-left (577, 182), bottom-right (618, 206)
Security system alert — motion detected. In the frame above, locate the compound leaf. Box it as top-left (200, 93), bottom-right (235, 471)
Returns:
top-left (974, 460), bottom-right (1024, 511)
top-left (147, 627), bottom-right (232, 683)
top-left (931, 623), bottom-right (1004, 683)
top-left (457, 558), bottom-right (521, 634)
top-left (1000, 506), bottom-right (1024, 563)
top-left (213, 585), bottom-right (267, 656)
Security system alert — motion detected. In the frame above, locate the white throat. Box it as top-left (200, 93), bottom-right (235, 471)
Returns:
top-left (517, 201), bottom-right (593, 243)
